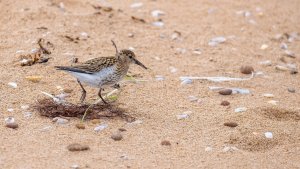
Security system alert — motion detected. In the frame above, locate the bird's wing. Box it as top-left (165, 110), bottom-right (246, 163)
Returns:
top-left (56, 57), bottom-right (117, 74)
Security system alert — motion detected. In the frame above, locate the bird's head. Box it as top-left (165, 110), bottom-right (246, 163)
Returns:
top-left (117, 49), bottom-right (147, 69)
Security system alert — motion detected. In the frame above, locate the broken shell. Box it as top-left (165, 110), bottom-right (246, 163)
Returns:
top-left (264, 132), bottom-right (273, 139)
top-left (25, 76), bottom-right (42, 83)
top-left (284, 50), bottom-right (296, 58)
top-left (240, 65), bottom-right (254, 74)
top-left (8, 82), bottom-right (17, 88)
top-left (52, 117), bottom-right (69, 124)
top-left (151, 10), bottom-right (165, 17)
top-left (275, 65), bottom-right (289, 71)
top-left (259, 60), bottom-right (272, 66)
top-left (219, 89), bottom-right (232, 95)
top-left (130, 2), bottom-right (143, 8)
top-left (94, 124), bottom-right (108, 132)
top-left (111, 133), bottom-right (123, 141)
top-left (208, 37), bottom-right (226, 46)
top-left (152, 21), bottom-right (164, 27)
top-left (235, 107), bottom-right (247, 112)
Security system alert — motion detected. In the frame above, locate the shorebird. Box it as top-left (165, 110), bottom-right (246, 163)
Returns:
top-left (55, 40), bottom-right (147, 104)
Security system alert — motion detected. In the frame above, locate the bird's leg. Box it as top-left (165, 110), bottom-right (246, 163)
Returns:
top-left (98, 88), bottom-right (108, 104)
top-left (112, 83), bottom-right (120, 89)
top-left (77, 80), bottom-right (86, 103)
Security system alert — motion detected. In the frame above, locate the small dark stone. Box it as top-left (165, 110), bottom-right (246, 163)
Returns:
top-left (219, 89), bottom-right (232, 95)
top-left (5, 123), bottom-right (19, 129)
top-left (161, 140), bottom-right (171, 146)
top-left (67, 143), bottom-right (90, 151)
top-left (118, 128), bottom-right (127, 132)
top-left (221, 101), bottom-right (230, 106)
top-left (240, 65), bottom-right (254, 74)
top-left (288, 88), bottom-right (296, 93)
top-left (224, 122), bottom-right (238, 128)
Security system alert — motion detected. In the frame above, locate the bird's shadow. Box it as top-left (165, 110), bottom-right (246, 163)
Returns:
top-left (33, 98), bottom-right (136, 122)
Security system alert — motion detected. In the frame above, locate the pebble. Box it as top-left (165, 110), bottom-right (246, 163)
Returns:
top-left (208, 36), bottom-right (226, 46)
top-left (155, 75), bottom-right (165, 81)
top-left (181, 79), bottom-right (192, 85)
top-left (288, 88), bottom-right (295, 93)
top-left (52, 117), bottom-right (69, 124)
top-left (219, 89), bottom-right (232, 95)
top-left (275, 65), bottom-right (289, 71)
top-left (67, 143), bottom-right (90, 151)
top-left (264, 132), bottom-right (273, 139)
top-left (118, 128), bottom-right (127, 132)
top-left (111, 133), bottom-right (123, 141)
top-left (130, 2), bottom-right (143, 8)
top-left (205, 147), bottom-right (213, 152)
top-left (94, 124), bottom-right (108, 132)
top-left (224, 122), bottom-right (238, 128)
top-left (91, 119), bottom-right (101, 124)
top-left (152, 21), bottom-right (164, 27)
top-left (63, 88), bottom-right (73, 93)
top-left (280, 43), bottom-right (288, 50)
top-left (171, 31), bottom-right (181, 40)
top-left (151, 10), bottom-right (165, 17)
top-left (263, 93), bottom-right (274, 98)
top-left (161, 140), bottom-right (171, 146)
top-left (193, 49), bottom-right (202, 55)
top-left (8, 82), bottom-right (17, 88)
top-left (235, 107), bottom-right (247, 113)
top-left (240, 65), bottom-right (254, 74)
top-left (260, 44), bottom-right (268, 50)
top-left (25, 76), bottom-right (42, 83)
top-left (5, 122), bottom-right (19, 129)
top-left (221, 101), bottom-right (230, 106)
top-left (75, 123), bottom-right (85, 129)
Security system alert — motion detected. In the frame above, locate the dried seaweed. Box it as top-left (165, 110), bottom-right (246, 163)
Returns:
top-left (33, 98), bottom-right (135, 122)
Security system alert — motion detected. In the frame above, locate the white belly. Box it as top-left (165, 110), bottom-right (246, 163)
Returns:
top-left (69, 66), bottom-right (118, 87)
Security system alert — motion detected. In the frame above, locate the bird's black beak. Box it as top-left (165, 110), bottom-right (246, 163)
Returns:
top-left (133, 58), bottom-right (147, 69)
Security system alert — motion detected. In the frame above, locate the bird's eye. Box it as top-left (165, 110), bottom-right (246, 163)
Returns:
top-left (129, 55), bottom-right (132, 59)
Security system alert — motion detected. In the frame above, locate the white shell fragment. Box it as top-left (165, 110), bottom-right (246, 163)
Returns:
top-left (7, 108), bottom-right (14, 112)
top-left (24, 112), bottom-right (32, 118)
top-left (130, 2), bottom-right (143, 8)
top-left (94, 124), bottom-right (108, 132)
top-left (5, 116), bottom-right (15, 124)
top-left (280, 43), bottom-right (288, 50)
top-left (8, 82), bottom-right (17, 88)
top-left (180, 74), bottom-right (254, 82)
top-left (223, 146), bottom-right (238, 152)
top-left (208, 37), bottom-right (226, 46)
top-left (263, 94), bottom-right (274, 98)
top-left (260, 44), bottom-right (268, 50)
top-left (235, 107), bottom-right (247, 113)
top-left (21, 105), bottom-right (29, 110)
top-left (264, 132), bottom-right (273, 139)
top-left (193, 49), bottom-right (202, 55)
top-left (259, 60), bottom-right (272, 66)
top-left (151, 10), bottom-right (165, 17)
top-left (152, 21), bottom-right (164, 27)
top-left (275, 65), bottom-right (289, 71)
top-left (177, 111), bottom-right (192, 120)
top-left (155, 75), bottom-right (165, 81)
top-left (205, 147), bottom-right (213, 152)
top-left (188, 96), bottom-right (198, 102)
top-left (268, 100), bottom-right (278, 105)
top-left (181, 78), bottom-right (192, 85)
top-left (284, 50), bottom-right (296, 58)
top-left (169, 66), bottom-right (178, 73)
